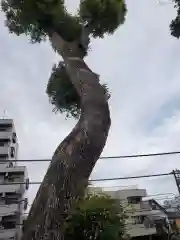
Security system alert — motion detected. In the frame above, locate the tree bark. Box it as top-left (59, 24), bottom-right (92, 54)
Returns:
top-left (22, 32), bottom-right (111, 240)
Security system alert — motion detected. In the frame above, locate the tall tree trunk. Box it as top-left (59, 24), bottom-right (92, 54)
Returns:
top-left (22, 32), bottom-right (111, 240)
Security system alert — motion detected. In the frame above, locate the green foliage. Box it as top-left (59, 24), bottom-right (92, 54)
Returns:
top-left (78, 0), bottom-right (127, 38)
top-left (1, 0), bottom-right (126, 42)
top-left (1, 0), bottom-right (81, 42)
top-left (46, 62), bottom-right (81, 119)
top-left (65, 193), bottom-right (128, 240)
top-left (46, 62), bottom-right (110, 119)
top-left (170, 0), bottom-right (180, 38)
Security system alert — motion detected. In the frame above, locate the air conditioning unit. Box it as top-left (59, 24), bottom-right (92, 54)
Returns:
top-left (25, 178), bottom-right (29, 190)
top-left (24, 198), bottom-right (28, 210)
top-left (10, 147), bottom-right (15, 158)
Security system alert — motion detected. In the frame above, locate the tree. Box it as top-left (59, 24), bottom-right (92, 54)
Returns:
top-left (170, 0), bottom-right (180, 38)
top-left (65, 193), bottom-right (128, 240)
top-left (1, 0), bottom-right (127, 239)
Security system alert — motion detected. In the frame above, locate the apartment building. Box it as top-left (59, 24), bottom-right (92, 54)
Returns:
top-left (0, 119), bottom-right (29, 240)
top-left (89, 186), bottom-right (167, 238)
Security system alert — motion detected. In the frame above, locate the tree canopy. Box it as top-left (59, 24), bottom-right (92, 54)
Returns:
top-left (1, 0), bottom-right (126, 118)
top-left (65, 193), bottom-right (128, 240)
top-left (170, 0), bottom-right (180, 38)
top-left (1, 0), bottom-right (126, 42)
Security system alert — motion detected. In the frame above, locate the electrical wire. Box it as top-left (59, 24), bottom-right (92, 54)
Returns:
top-left (90, 172), bottom-right (172, 182)
top-left (0, 172), bottom-right (172, 185)
top-left (3, 150), bottom-right (180, 162)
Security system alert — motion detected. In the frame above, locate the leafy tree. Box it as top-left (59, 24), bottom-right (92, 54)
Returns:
top-left (170, 0), bottom-right (180, 38)
top-left (65, 193), bottom-right (128, 240)
top-left (1, 0), bottom-right (127, 239)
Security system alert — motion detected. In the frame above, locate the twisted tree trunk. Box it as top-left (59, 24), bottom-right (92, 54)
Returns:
top-left (22, 32), bottom-right (111, 240)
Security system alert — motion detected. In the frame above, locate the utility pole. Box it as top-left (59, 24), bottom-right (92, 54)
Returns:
top-left (172, 170), bottom-right (180, 195)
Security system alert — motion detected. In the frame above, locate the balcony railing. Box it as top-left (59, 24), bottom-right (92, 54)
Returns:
top-left (0, 184), bottom-right (25, 194)
top-left (0, 132), bottom-right (12, 140)
top-left (0, 228), bottom-right (17, 239)
top-left (0, 146), bottom-right (9, 156)
top-left (0, 204), bottom-right (19, 216)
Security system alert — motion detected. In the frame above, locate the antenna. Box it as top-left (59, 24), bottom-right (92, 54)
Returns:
top-left (2, 110), bottom-right (7, 119)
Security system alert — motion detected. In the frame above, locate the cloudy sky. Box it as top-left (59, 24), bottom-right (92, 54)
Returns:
top-left (0, 0), bottom-right (180, 206)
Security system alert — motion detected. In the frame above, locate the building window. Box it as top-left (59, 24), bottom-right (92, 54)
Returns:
top-left (131, 215), bottom-right (145, 225)
top-left (10, 147), bottom-right (15, 158)
top-left (0, 123), bottom-right (12, 132)
top-left (2, 221), bottom-right (16, 229)
top-left (5, 192), bottom-right (19, 204)
top-left (151, 204), bottom-right (158, 210)
top-left (0, 155), bottom-right (7, 160)
top-left (127, 197), bottom-right (141, 204)
top-left (0, 128), bottom-right (7, 132)
top-left (7, 175), bottom-right (14, 182)
top-left (0, 215), bottom-right (17, 229)
top-left (5, 198), bottom-right (18, 205)
top-left (0, 139), bottom-right (9, 147)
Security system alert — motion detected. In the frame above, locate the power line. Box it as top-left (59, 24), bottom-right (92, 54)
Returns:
top-left (100, 151), bottom-right (180, 159)
top-left (90, 172), bottom-right (172, 182)
top-left (0, 172), bottom-right (172, 185)
top-left (4, 150), bottom-right (180, 162)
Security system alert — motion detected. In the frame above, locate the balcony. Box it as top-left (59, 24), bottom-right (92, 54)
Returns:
top-left (0, 146), bottom-right (9, 156)
top-left (129, 205), bottom-right (163, 217)
top-left (0, 204), bottom-right (19, 216)
top-left (0, 228), bottom-right (18, 239)
top-left (0, 184), bottom-right (25, 195)
top-left (0, 132), bottom-right (12, 140)
top-left (115, 189), bottom-right (147, 200)
top-left (0, 119), bottom-right (13, 126)
top-left (0, 166), bottom-right (26, 174)
top-left (128, 201), bottom-right (152, 213)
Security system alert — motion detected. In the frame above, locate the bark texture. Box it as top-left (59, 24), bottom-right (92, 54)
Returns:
top-left (22, 32), bottom-right (111, 240)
